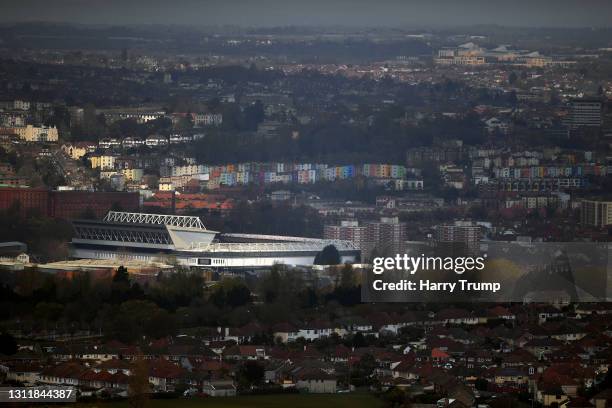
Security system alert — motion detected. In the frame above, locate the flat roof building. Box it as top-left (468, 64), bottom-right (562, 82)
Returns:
top-left (581, 199), bottom-right (612, 228)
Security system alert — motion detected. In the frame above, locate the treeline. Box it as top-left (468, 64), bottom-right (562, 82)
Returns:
top-left (58, 101), bottom-right (265, 143)
top-left (0, 263), bottom-right (363, 344)
top-left (193, 112), bottom-right (486, 165)
top-left (0, 59), bottom-right (168, 108)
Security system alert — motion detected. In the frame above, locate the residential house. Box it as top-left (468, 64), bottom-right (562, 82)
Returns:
top-left (201, 380), bottom-right (237, 397)
top-left (293, 367), bottom-right (337, 393)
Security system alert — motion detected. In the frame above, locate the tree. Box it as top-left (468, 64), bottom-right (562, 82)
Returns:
top-left (226, 284), bottom-right (252, 308)
top-left (259, 265), bottom-right (283, 303)
top-left (211, 279), bottom-right (252, 308)
top-left (475, 378), bottom-right (489, 391)
top-left (149, 271), bottom-right (204, 310)
top-left (34, 302), bottom-right (64, 322)
top-left (243, 100), bottom-right (265, 131)
top-left (107, 300), bottom-right (176, 342)
top-left (352, 332), bottom-right (367, 348)
top-left (351, 352), bottom-right (377, 387)
top-left (144, 309), bottom-right (177, 339)
top-left (508, 72), bottom-right (518, 85)
top-left (238, 361), bottom-right (265, 389)
top-left (128, 358), bottom-right (150, 408)
top-left (340, 263), bottom-right (356, 289)
top-left (315, 244), bottom-right (341, 265)
top-left (381, 386), bottom-right (409, 408)
top-left (0, 332), bottom-right (17, 355)
top-left (298, 286), bottom-right (318, 308)
top-left (113, 266), bottom-right (130, 283)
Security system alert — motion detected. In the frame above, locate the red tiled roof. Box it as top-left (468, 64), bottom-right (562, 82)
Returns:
top-left (96, 358), bottom-right (132, 370)
top-left (294, 367), bottom-right (335, 381)
top-left (332, 344), bottom-right (351, 358)
top-left (40, 362), bottom-right (86, 379)
top-left (112, 371), bottom-right (130, 384)
top-left (198, 359), bottom-right (232, 372)
top-left (432, 348), bottom-right (450, 359)
top-left (238, 345), bottom-right (265, 356)
top-left (148, 358), bottom-right (185, 379)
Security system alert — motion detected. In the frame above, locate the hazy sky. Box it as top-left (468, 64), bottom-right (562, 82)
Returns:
top-left (1, 0), bottom-right (611, 28)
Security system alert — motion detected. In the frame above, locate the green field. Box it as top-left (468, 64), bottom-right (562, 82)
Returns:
top-left (74, 393), bottom-right (383, 408)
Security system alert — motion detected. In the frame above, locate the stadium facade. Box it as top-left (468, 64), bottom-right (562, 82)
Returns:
top-left (70, 211), bottom-right (360, 269)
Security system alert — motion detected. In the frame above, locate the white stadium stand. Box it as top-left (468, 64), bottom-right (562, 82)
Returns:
top-left (71, 211), bottom-right (360, 269)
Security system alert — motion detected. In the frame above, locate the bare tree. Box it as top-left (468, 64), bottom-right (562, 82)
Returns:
top-left (128, 357), bottom-right (150, 408)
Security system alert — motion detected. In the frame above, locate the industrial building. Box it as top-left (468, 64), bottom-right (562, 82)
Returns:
top-left (71, 211), bottom-right (360, 269)
top-left (0, 187), bottom-right (140, 218)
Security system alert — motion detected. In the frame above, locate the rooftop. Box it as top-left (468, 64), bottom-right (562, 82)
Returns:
top-left (104, 211), bottom-right (206, 229)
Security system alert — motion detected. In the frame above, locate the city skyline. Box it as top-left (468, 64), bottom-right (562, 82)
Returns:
top-left (0, 6), bottom-right (610, 406)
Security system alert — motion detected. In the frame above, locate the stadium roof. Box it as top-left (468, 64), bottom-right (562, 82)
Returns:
top-left (103, 211), bottom-right (206, 229)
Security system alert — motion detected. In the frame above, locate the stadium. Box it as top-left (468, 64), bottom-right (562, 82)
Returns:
top-left (70, 211), bottom-right (361, 269)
